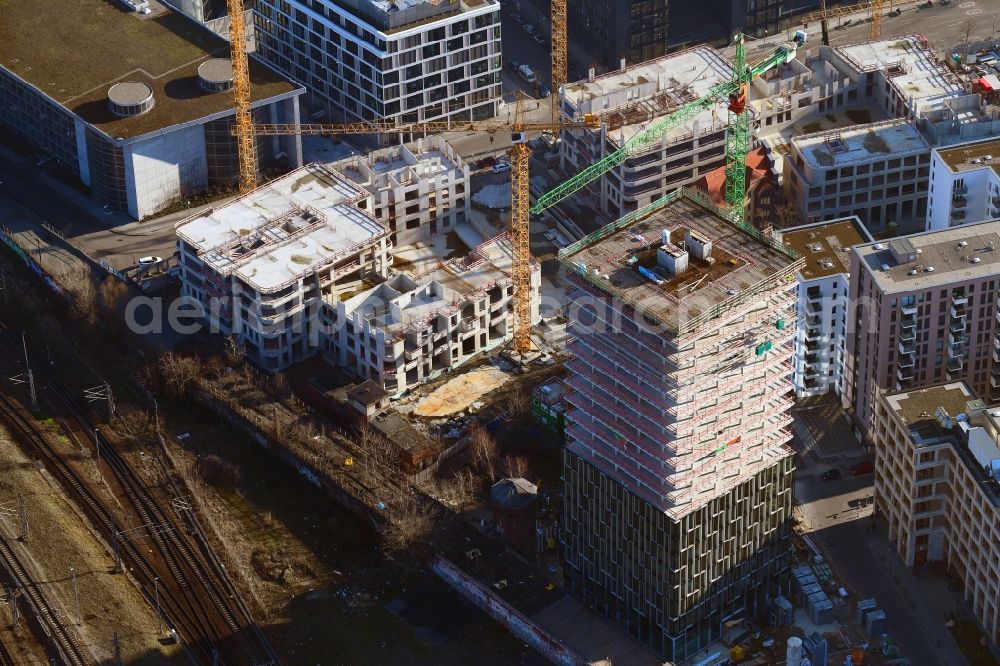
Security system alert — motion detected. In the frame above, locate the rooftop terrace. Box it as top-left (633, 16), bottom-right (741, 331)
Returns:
top-left (792, 119), bottom-right (929, 169)
top-left (1, 0), bottom-right (299, 139)
top-left (778, 217), bottom-right (872, 280)
top-left (937, 136), bottom-right (1000, 177)
top-left (854, 219), bottom-right (1000, 292)
top-left (176, 164), bottom-right (387, 293)
top-left (559, 188), bottom-right (802, 337)
top-left (885, 383), bottom-right (975, 444)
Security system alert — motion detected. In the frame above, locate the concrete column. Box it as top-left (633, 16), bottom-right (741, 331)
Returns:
top-left (284, 95), bottom-right (303, 168)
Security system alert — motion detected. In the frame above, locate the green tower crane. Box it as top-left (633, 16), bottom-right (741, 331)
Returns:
top-left (531, 31), bottom-right (807, 227)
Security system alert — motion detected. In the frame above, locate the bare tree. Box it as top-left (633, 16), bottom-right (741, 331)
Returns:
top-left (470, 425), bottom-right (498, 482)
top-left (224, 334), bottom-right (246, 367)
top-left (59, 266), bottom-right (97, 328)
top-left (98, 276), bottom-right (129, 314)
top-left (502, 455), bottom-right (531, 480)
top-left (772, 203), bottom-right (802, 230)
top-left (963, 19), bottom-right (976, 52)
top-left (506, 387), bottom-right (532, 431)
top-left (382, 493), bottom-right (437, 554)
top-left (158, 351), bottom-right (203, 397)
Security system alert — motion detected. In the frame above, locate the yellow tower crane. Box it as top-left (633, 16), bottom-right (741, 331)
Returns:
top-left (243, 98), bottom-right (598, 356)
top-left (550, 0), bottom-right (567, 120)
top-left (801, 0), bottom-right (885, 44)
top-left (226, 0), bottom-right (258, 194)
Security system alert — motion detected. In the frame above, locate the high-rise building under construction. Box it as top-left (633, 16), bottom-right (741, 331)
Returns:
top-left (558, 188), bottom-right (801, 661)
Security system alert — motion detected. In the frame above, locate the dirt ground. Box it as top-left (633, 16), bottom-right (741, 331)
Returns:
top-left (0, 424), bottom-right (182, 664)
top-left (408, 366), bottom-right (511, 417)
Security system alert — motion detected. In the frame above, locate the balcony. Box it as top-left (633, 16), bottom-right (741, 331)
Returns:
top-left (949, 318), bottom-right (967, 335)
top-left (951, 304), bottom-right (967, 320)
top-left (806, 313), bottom-right (822, 327)
top-left (805, 328), bottom-right (824, 341)
top-left (804, 353), bottom-right (821, 366)
top-left (901, 304), bottom-right (918, 316)
top-left (806, 299), bottom-right (822, 314)
top-left (897, 353), bottom-right (915, 368)
top-left (948, 357), bottom-right (964, 372)
top-left (992, 375), bottom-right (1000, 389)
top-left (899, 339), bottom-right (916, 355)
top-left (899, 327), bottom-right (916, 342)
top-left (951, 209), bottom-right (967, 222)
top-left (952, 294), bottom-right (968, 307)
top-left (897, 366), bottom-right (914, 381)
top-left (459, 318), bottom-right (476, 333)
top-left (899, 314), bottom-right (916, 329)
top-left (953, 184), bottom-right (969, 195)
top-left (949, 332), bottom-right (968, 350)
top-left (952, 194), bottom-right (968, 207)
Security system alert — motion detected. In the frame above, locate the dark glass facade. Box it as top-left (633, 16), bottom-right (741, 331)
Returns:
top-left (562, 449), bottom-right (793, 662)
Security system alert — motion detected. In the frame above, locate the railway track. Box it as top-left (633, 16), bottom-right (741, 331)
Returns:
top-left (0, 324), bottom-right (276, 665)
top-left (0, 530), bottom-right (89, 666)
top-left (0, 636), bottom-right (16, 666)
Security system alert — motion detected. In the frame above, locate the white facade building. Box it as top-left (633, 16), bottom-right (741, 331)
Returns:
top-left (336, 135), bottom-right (470, 246)
top-left (325, 234), bottom-right (540, 395)
top-left (776, 217), bottom-right (872, 397)
top-left (253, 0), bottom-right (502, 130)
top-left (926, 136), bottom-right (1000, 231)
top-left (784, 119), bottom-right (931, 231)
top-left (176, 164), bottom-right (391, 371)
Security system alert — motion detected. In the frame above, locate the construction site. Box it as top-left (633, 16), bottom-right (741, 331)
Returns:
top-left (4, 0), bottom-right (1000, 663)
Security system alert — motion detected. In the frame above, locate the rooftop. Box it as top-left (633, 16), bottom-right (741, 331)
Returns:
top-left (559, 188), bottom-right (802, 337)
top-left (883, 382), bottom-right (1000, 507)
top-left (347, 380), bottom-right (388, 406)
top-left (1, 0), bottom-right (300, 140)
top-left (563, 45), bottom-right (732, 146)
top-left (792, 119), bottom-right (929, 169)
top-left (491, 478), bottom-right (538, 510)
top-left (176, 164), bottom-right (387, 293)
top-left (337, 136), bottom-right (465, 192)
top-left (778, 217), bottom-right (872, 280)
top-left (854, 219), bottom-right (1000, 292)
top-left (885, 382), bottom-right (975, 444)
top-left (936, 136), bottom-right (1000, 177)
top-left (835, 35), bottom-right (963, 110)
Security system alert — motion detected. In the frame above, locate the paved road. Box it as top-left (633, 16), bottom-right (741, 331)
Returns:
top-left (795, 461), bottom-right (969, 666)
top-left (740, 0), bottom-right (1000, 58)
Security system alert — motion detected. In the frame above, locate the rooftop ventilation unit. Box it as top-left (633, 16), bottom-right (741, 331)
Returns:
top-left (198, 59), bottom-right (235, 93)
top-left (107, 81), bottom-right (154, 117)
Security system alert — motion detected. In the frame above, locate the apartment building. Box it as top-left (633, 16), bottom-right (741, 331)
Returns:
top-left (335, 136), bottom-right (470, 247)
top-left (0, 0), bottom-right (303, 220)
top-left (560, 46), bottom-right (734, 223)
top-left (176, 164), bottom-right (390, 371)
top-left (325, 234), bottom-right (540, 396)
top-left (926, 136), bottom-right (1000, 231)
top-left (784, 119), bottom-right (931, 231)
top-left (777, 217), bottom-right (871, 397)
top-left (822, 35), bottom-right (963, 119)
top-left (559, 187), bottom-right (801, 661)
top-left (843, 221), bottom-right (1000, 440)
top-left (874, 382), bottom-right (1000, 645)
top-left (253, 0), bottom-right (502, 130)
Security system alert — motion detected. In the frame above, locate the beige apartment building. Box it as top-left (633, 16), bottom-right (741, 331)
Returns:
top-left (874, 382), bottom-right (1000, 644)
top-left (843, 220), bottom-right (1000, 440)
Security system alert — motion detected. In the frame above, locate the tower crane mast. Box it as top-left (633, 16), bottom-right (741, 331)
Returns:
top-left (531, 31), bottom-right (807, 226)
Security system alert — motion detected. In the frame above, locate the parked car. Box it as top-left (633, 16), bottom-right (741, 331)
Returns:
top-left (506, 59), bottom-right (521, 72)
top-left (511, 13), bottom-right (524, 24)
top-left (493, 161), bottom-right (512, 174)
top-left (524, 23), bottom-right (535, 35)
top-left (137, 256), bottom-right (163, 266)
top-left (538, 84), bottom-right (551, 98)
top-left (849, 460), bottom-right (874, 476)
top-left (534, 33), bottom-right (547, 45)
top-left (820, 468), bottom-right (841, 481)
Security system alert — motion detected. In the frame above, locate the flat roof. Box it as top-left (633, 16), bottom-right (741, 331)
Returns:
top-left (1, 0), bottom-right (299, 140)
top-left (854, 219), bottom-right (1000, 292)
top-left (559, 188), bottom-right (802, 337)
top-left (792, 119), bottom-right (929, 169)
top-left (936, 137), bottom-right (1000, 177)
top-left (885, 382), bottom-right (975, 443)
top-left (779, 217), bottom-right (872, 280)
top-left (563, 46), bottom-right (732, 146)
top-left (176, 164), bottom-right (387, 292)
top-left (835, 36), bottom-right (963, 109)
